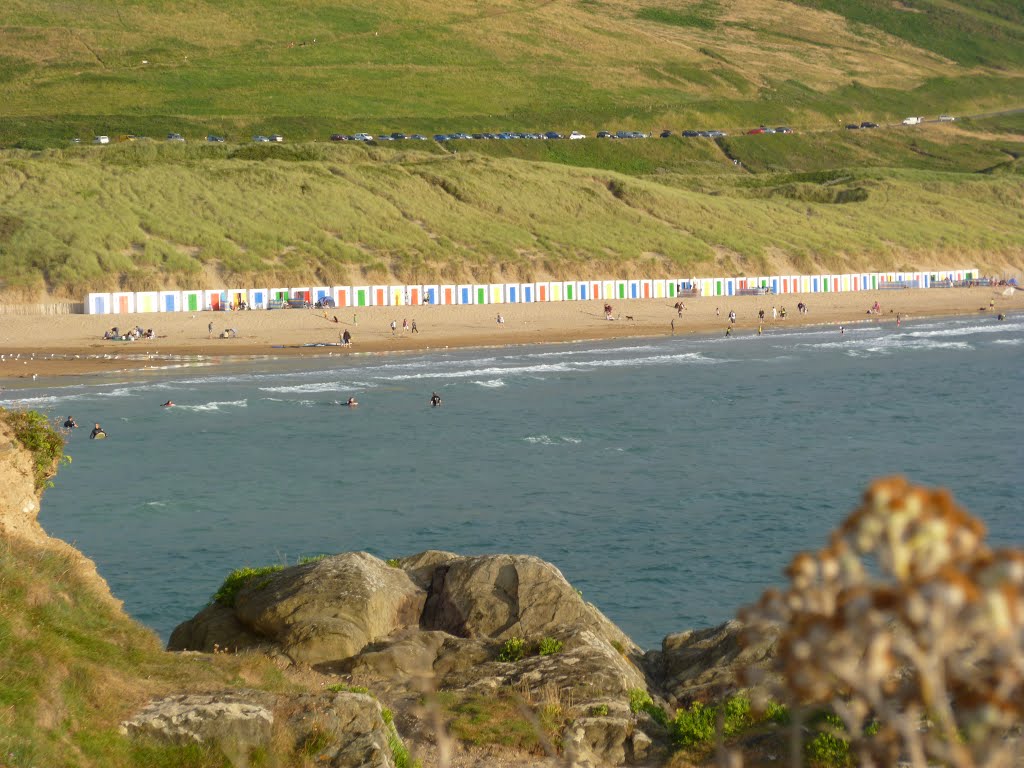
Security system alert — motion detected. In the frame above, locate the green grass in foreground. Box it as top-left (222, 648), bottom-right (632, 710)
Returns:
top-left (1, 127), bottom-right (1022, 298)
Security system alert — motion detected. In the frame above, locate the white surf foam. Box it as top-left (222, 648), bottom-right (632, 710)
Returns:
top-left (176, 399), bottom-right (248, 411)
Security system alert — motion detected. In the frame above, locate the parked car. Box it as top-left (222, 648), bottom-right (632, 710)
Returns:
top-left (270, 134), bottom-right (284, 143)
top-left (353, 133), bottom-right (374, 141)
top-left (707, 130), bottom-right (726, 138)
top-left (390, 132), bottom-right (406, 140)
top-left (92, 135), bottom-right (110, 144)
top-left (433, 134), bottom-right (448, 142)
top-left (845, 124), bottom-right (860, 130)
top-left (544, 131), bottom-right (562, 139)
top-left (167, 132), bottom-right (185, 142)
top-left (902, 116), bottom-right (923, 125)
top-left (597, 130), bottom-right (613, 138)
top-left (253, 135), bottom-right (271, 142)
top-left (660, 130), bottom-right (673, 138)
top-left (681, 130), bottom-right (699, 137)
top-left (330, 134), bottom-right (346, 141)
top-left (569, 131), bottom-right (586, 140)
top-left (774, 126), bottom-right (793, 134)
top-left (207, 134), bottom-right (226, 142)
top-left (860, 122), bottom-right (878, 129)
top-left (746, 128), bottom-right (765, 135)
top-left (409, 134), bottom-right (428, 140)
top-left (938, 114), bottom-right (956, 122)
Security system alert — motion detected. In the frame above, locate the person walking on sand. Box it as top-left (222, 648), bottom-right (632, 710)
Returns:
top-left (390, 320), bottom-right (397, 336)
top-left (725, 326), bottom-right (732, 337)
top-left (208, 321), bottom-right (213, 339)
top-left (716, 307), bottom-right (720, 317)
top-left (411, 319), bottom-right (418, 333)
top-left (342, 329), bottom-right (352, 345)
top-left (772, 306), bottom-right (777, 320)
top-left (670, 318), bottom-right (675, 335)
top-left (757, 324), bottom-right (762, 336)
top-left (402, 318), bottom-right (409, 332)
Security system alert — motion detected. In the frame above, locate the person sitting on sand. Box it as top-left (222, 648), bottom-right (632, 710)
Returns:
top-left (90, 423), bottom-right (105, 440)
top-left (63, 416), bottom-right (78, 429)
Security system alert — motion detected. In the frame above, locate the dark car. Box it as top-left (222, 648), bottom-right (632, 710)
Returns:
top-left (433, 134), bottom-right (448, 142)
top-left (845, 124), bottom-right (860, 130)
top-left (330, 134), bottom-right (346, 141)
top-left (775, 127), bottom-right (793, 134)
top-left (681, 130), bottom-right (699, 137)
top-left (206, 135), bottom-right (225, 143)
top-left (597, 130), bottom-right (613, 138)
top-left (660, 130), bottom-right (673, 138)
top-left (390, 132), bottom-right (406, 140)
top-left (860, 121), bottom-right (878, 129)
top-left (544, 131), bottom-right (562, 139)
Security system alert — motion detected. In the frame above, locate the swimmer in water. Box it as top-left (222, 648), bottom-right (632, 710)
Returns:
top-left (346, 397), bottom-right (358, 407)
top-left (63, 416), bottom-right (78, 429)
top-left (161, 400), bottom-right (174, 407)
top-left (90, 423), bottom-right (105, 439)
top-left (430, 392), bottom-right (442, 407)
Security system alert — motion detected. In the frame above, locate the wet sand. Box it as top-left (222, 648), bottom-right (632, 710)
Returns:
top-left (0, 287), bottom-right (1017, 381)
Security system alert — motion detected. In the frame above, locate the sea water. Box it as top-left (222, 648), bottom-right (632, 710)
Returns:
top-left (7, 314), bottom-right (1022, 650)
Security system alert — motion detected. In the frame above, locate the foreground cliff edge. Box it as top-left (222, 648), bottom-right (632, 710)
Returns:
top-left (2, 410), bottom-right (1021, 768)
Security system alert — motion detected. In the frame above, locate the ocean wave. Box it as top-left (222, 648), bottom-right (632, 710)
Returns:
top-left (473, 379), bottom-right (505, 388)
top-left (176, 399), bottom-right (248, 411)
top-left (524, 434), bottom-right (582, 445)
top-left (904, 321), bottom-right (1024, 339)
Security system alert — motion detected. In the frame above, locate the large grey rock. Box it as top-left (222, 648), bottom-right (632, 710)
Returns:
top-left (286, 691), bottom-right (397, 768)
top-left (119, 692), bottom-right (274, 757)
top-left (421, 554), bottom-right (639, 653)
top-left (657, 620), bottom-right (778, 705)
top-left (167, 602), bottom-right (267, 654)
top-left (564, 701), bottom-right (654, 768)
top-left (169, 552), bottom-right (426, 665)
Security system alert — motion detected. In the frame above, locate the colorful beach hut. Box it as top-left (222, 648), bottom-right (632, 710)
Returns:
top-left (389, 286), bottom-right (405, 306)
top-left (134, 292), bottom-right (159, 313)
top-left (421, 285), bottom-right (438, 305)
top-left (370, 286), bottom-right (388, 306)
top-left (439, 285), bottom-right (457, 305)
top-left (110, 292), bottom-right (136, 314)
top-left (331, 286), bottom-right (351, 308)
top-left (158, 291), bottom-right (182, 313)
top-left (489, 284), bottom-right (505, 304)
top-left (87, 293), bottom-right (111, 315)
top-left (246, 289), bottom-right (268, 309)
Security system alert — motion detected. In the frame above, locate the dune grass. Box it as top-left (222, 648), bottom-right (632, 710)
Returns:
top-left (1, 129), bottom-right (1021, 297)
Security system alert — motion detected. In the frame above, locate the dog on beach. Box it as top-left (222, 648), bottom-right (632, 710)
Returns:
top-left (625, 315), bottom-right (634, 320)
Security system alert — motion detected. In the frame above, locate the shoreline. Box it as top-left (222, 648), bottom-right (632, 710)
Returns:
top-left (0, 287), bottom-right (1018, 382)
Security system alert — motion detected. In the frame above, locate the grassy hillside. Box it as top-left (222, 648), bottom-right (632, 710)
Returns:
top-left (1, 124), bottom-right (1021, 297)
top-left (1, 0), bottom-right (1022, 145)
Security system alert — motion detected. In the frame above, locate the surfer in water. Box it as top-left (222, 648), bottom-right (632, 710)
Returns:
top-left (63, 416), bottom-right (78, 429)
top-left (430, 392), bottom-right (442, 407)
top-left (346, 397), bottom-right (358, 407)
top-left (161, 400), bottom-right (174, 407)
top-left (89, 423), bottom-right (106, 440)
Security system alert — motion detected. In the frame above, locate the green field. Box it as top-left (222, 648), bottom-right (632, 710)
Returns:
top-left (0, 0), bottom-right (1022, 295)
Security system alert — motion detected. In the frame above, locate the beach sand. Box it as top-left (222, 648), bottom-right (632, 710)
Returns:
top-left (0, 287), bottom-right (1018, 380)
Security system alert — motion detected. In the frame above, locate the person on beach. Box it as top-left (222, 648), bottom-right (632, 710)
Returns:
top-left (390, 320), bottom-right (397, 336)
top-left (758, 309), bottom-right (765, 322)
top-left (430, 392), bottom-right (442, 407)
top-left (897, 314), bottom-right (901, 327)
top-left (989, 299), bottom-right (995, 311)
top-left (207, 321), bottom-right (213, 339)
top-left (725, 326), bottom-right (732, 337)
top-left (757, 324), bottom-right (762, 336)
top-left (342, 329), bottom-right (352, 345)
top-left (670, 318), bottom-right (675, 335)
top-left (402, 319), bottom-right (409, 332)
top-left (63, 416), bottom-right (78, 429)
top-left (496, 313), bottom-right (504, 325)
top-left (90, 423), bottom-right (105, 439)
top-left (411, 319), bottom-right (418, 333)
top-left (716, 307), bottom-right (720, 317)
top-left (772, 306), bottom-right (777, 320)
top-left (729, 310), bottom-right (736, 324)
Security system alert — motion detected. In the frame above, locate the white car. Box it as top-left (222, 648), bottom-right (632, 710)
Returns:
top-left (902, 116), bottom-right (923, 125)
top-left (569, 131), bottom-right (586, 140)
top-left (92, 135), bottom-right (110, 145)
top-left (938, 114), bottom-right (956, 122)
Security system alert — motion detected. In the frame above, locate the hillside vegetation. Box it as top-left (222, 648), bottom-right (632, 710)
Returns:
top-left (1, 0), bottom-right (1022, 143)
top-left (0, 0), bottom-right (1022, 295)
top-left (1, 123), bottom-right (1021, 297)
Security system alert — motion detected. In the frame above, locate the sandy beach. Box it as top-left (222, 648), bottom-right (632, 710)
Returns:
top-left (0, 286), bottom-right (1017, 381)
